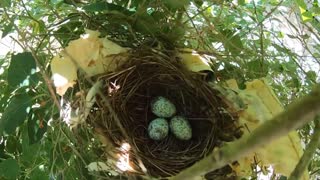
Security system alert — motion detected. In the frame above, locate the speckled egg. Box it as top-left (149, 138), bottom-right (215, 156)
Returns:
top-left (170, 116), bottom-right (192, 140)
top-left (148, 118), bottom-right (169, 140)
top-left (151, 96), bottom-right (176, 118)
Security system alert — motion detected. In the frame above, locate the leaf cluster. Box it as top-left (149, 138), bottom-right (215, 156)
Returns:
top-left (0, 0), bottom-right (319, 179)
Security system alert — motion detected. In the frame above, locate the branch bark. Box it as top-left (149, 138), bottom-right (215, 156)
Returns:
top-left (288, 117), bottom-right (320, 180)
top-left (171, 85), bottom-right (320, 180)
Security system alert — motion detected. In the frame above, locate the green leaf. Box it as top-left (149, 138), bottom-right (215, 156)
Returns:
top-left (8, 52), bottom-right (36, 88)
top-left (54, 20), bottom-right (83, 46)
top-left (21, 143), bottom-right (41, 166)
top-left (50, 143), bottom-right (72, 170)
top-left (301, 34), bottom-right (310, 39)
top-left (27, 108), bottom-right (47, 144)
top-left (0, 142), bottom-right (6, 159)
top-left (83, 2), bottom-right (130, 13)
top-left (279, 175), bottom-right (287, 180)
top-left (282, 62), bottom-right (297, 72)
top-left (0, 0), bottom-right (11, 7)
top-left (21, 124), bottom-right (42, 166)
top-left (0, 94), bottom-right (32, 134)
top-left (2, 23), bottom-right (14, 38)
top-left (134, 13), bottom-right (158, 35)
top-left (247, 60), bottom-right (269, 78)
top-left (0, 159), bottom-right (20, 179)
top-left (301, 10), bottom-right (313, 22)
top-left (238, 0), bottom-right (246, 5)
top-left (310, 7), bottom-right (320, 14)
top-left (226, 35), bottom-right (243, 55)
top-left (193, 0), bottom-right (203, 6)
top-left (163, 0), bottom-right (190, 10)
top-left (5, 136), bottom-right (19, 154)
top-left (306, 70), bottom-right (317, 82)
top-left (30, 167), bottom-right (49, 180)
top-left (295, 0), bottom-right (307, 9)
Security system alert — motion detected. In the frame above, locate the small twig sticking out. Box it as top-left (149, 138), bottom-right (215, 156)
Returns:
top-left (170, 85), bottom-right (320, 180)
top-left (288, 116), bottom-right (320, 180)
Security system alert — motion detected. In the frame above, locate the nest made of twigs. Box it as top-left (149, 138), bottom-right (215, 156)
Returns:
top-left (88, 48), bottom-right (241, 178)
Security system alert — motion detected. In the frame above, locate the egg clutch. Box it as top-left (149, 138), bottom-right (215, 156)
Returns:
top-left (89, 49), bottom-right (241, 178)
top-left (148, 96), bottom-right (192, 141)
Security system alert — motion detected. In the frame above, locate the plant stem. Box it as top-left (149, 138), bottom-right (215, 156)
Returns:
top-left (288, 117), bottom-right (320, 180)
top-left (170, 84), bottom-right (320, 180)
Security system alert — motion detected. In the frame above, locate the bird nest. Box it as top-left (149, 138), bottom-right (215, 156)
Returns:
top-left (87, 48), bottom-right (241, 178)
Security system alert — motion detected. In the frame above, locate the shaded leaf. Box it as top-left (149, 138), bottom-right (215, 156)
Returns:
top-left (5, 136), bottom-right (19, 154)
top-left (0, 141), bottom-right (6, 159)
top-left (219, 29), bottom-right (243, 55)
top-left (83, 2), bottom-right (130, 13)
top-left (193, 0), bottom-right (203, 6)
top-left (134, 13), bottom-right (158, 35)
top-left (49, 142), bottom-right (72, 171)
top-left (247, 60), bottom-right (269, 78)
top-left (27, 108), bottom-right (48, 144)
top-left (21, 143), bottom-right (41, 167)
top-left (306, 70), bottom-right (317, 82)
top-left (0, 94), bottom-right (32, 134)
top-left (2, 23), bottom-right (13, 38)
top-left (30, 167), bottom-right (49, 180)
top-left (163, 0), bottom-right (190, 10)
top-left (0, 158), bottom-right (20, 179)
top-left (54, 18), bottom-right (83, 46)
top-left (8, 52), bottom-right (36, 88)
top-left (0, 0), bottom-right (11, 7)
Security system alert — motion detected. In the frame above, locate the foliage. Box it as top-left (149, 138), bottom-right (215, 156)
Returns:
top-left (0, 0), bottom-right (319, 179)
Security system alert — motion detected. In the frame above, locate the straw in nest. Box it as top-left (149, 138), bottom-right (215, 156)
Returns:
top-left (88, 48), bottom-right (241, 178)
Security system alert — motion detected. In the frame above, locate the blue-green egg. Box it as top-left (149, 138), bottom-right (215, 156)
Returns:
top-left (170, 116), bottom-right (192, 140)
top-left (148, 118), bottom-right (169, 140)
top-left (151, 96), bottom-right (176, 118)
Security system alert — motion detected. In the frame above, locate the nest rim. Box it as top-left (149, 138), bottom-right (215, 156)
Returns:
top-left (88, 48), bottom-right (240, 178)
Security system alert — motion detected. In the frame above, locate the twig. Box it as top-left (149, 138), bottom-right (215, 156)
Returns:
top-left (171, 84), bottom-right (320, 180)
top-left (29, 49), bottom-right (61, 109)
top-left (3, 7), bottom-right (61, 110)
top-left (288, 117), bottom-right (320, 180)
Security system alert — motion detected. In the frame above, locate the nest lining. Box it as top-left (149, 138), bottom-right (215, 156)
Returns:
top-left (88, 49), bottom-right (241, 178)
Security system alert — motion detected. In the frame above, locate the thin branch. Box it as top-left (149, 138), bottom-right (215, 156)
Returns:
top-left (310, 168), bottom-right (320, 175)
top-left (3, 7), bottom-right (61, 110)
top-left (288, 117), bottom-right (320, 180)
top-left (171, 84), bottom-right (320, 180)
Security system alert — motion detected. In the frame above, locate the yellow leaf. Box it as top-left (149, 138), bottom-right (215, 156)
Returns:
top-left (228, 79), bottom-right (308, 180)
top-left (101, 38), bottom-right (128, 56)
top-left (50, 29), bottom-right (129, 95)
top-left (50, 54), bottom-right (77, 96)
top-left (64, 29), bottom-right (102, 76)
top-left (178, 49), bottom-right (213, 73)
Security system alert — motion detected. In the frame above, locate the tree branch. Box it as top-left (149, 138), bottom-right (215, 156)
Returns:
top-left (171, 85), bottom-right (320, 180)
top-left (288, 117), bottom-right (320, 180)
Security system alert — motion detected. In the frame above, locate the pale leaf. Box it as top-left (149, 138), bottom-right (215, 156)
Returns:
top-left (101, 38), bottom-right (128, 56)
top-left (228, 79), bottom-right (308, 180)
top-left (50, 55), bottom-right (77, 96)
top-left (178, 49), bottom-right (213, 73)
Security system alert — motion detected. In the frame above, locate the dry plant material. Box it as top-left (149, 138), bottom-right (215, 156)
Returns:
top-left (87, 49), bottom-right (241, 178)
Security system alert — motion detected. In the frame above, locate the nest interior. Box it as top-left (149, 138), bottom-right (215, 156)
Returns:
top-left (89, 49), bottom-right (241, 178)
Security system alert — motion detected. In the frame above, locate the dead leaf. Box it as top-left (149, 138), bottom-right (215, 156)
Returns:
top-left (51, 54), bottom-right (77, 96)
top-left (50, 29), bottom-right (129, 95)
top-left (229, 79), bottom-right (308, 180)
top-left (178, 49), bottom-right (213, 73)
